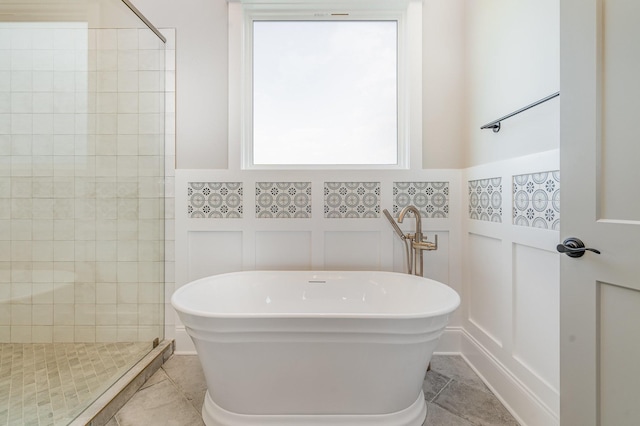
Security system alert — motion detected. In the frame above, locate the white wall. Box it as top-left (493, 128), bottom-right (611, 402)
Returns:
top-left (460, 1), bottom-right (561, 425)
top-left (422, 0), bottom-right (466, 169)
top-left (134, 0), bottom-right (467, 170)
top-left (465, 0), bottom-right (560, 166)
top-left (128, 0), bottom-right (229, 169)
top-left (131, 0), bottom-right (560, 425)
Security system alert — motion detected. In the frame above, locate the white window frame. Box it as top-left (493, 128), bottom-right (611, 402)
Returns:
top-left (230, 0), bottom-right (413, 170)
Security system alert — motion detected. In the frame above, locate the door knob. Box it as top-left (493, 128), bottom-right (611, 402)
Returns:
top-left (556, 237), bottom-right (601, 258)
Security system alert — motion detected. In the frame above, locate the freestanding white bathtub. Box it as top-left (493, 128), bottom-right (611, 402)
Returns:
top-left (171, 270), bottom-right (460, 426)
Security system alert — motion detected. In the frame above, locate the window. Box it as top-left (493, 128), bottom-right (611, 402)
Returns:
top-left (240, 4), bottom-right (409, 169)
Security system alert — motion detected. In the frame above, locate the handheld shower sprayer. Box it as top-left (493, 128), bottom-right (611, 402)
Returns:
top-left (383, 208), bottom-right (414, 274)
top-left (383, 209), bottom-right (405, 240)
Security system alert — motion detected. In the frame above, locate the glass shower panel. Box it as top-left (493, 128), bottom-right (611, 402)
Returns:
top-left (0, 22), bottom-right (165, 345)
top-left (0, 0), bottom-right (166, 423)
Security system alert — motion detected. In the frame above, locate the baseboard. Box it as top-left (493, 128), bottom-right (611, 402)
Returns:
top-left (174, 326), bottom-right (196, 354)
top-left (433, 326), bottom-right (463, 354)
top-left (459, 330), bottom-right (559, 426)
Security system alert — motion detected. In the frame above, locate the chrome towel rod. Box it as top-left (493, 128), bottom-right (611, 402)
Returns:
top-left (480, 91), bottom-right (559, 133)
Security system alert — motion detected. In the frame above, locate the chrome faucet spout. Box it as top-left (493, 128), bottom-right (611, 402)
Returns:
top-left (397, 205), bottom-right (422, 241)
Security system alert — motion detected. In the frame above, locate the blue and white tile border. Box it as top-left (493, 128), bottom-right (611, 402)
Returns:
top-left (255, 182), bottom-right (311, 218)
top-left (324, 182), bottom-right (380, 218)
top-left (512, 171), bottom-right (560, 230)
top-left (469, 178), bottom-right (503, 222)
top-left (393, 182), bottom-right (449, 218)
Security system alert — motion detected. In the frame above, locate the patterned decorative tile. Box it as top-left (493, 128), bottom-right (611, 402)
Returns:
top-left (187, 182), bottom-right (243, 218)
top-left (393, 182), bottom-right (449, 218)
top-left (512, 171), bottom-right (560, 230)
top-left (324, 182), bottom-right (380, 218)
top-left (469, 178), bottom-right (502, 222)
top-left (255, 182), bottom-right (311, 218)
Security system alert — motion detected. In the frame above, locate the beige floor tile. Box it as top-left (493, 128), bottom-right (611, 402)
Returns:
top-left (140, 367), bottom-right (169, 390)
top-left (434, 380), bottom-right (519, 426)
top-left (430, 354), bottom-right (490, 393)
top-left (424, 402), bottom-right (475, 426)
top-left (423, 369), bottom-right (452, 402)
top-left (114, 379), bottom-right (204, 426)
top-left (161, 355), bottom-right (207, 412)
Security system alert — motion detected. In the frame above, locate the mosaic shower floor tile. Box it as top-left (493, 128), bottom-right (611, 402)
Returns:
top-left (0, 342), bottom-right (150, 426)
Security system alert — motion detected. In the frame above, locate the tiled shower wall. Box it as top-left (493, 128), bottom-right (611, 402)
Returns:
top-left (0, 24), bottom-right (170, 343)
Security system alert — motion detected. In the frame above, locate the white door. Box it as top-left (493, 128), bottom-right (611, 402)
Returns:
top-left (560, 0), bottom-right (640, 425)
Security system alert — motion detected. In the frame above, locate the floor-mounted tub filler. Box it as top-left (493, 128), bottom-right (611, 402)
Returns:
top-left (171, 270), bottom-right (460, 426)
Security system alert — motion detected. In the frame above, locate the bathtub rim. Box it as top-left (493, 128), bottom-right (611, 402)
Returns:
top-left (172, 270), bottom-right (460, 320)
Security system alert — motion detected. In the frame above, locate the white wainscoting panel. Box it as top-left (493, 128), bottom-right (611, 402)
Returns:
top-left (468, 233), bottom-right (506, 347)
top-left (187, 231), bottom-right (243, 281)
top-left (255, 231), bottom-right (312, 270)
top-left (462, 150), bottom-right (560, 426)
top-left (324, 231), bottom-right (381, 270)
top-left (393, 231), bottom-right (450, 282)
top-left (422, 231), bottom-right (450, 285)
top-left (513, 243), bottom-right (559, 392)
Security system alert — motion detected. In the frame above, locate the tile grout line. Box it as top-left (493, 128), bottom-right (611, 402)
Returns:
top-left (429, 377), bottom-right (453, 403)
top-left (158, 363), bottom-right (204, 419)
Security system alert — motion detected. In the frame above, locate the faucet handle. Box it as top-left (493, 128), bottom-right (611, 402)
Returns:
top-left (414, 234), bottom-right (438, 251)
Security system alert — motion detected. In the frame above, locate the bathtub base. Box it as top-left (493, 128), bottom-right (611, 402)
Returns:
top-left (202, 390), bottom-right (427, 426)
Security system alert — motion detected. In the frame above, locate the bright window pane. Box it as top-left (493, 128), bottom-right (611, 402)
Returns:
top-left (252, 20), bottom-right (398, 165)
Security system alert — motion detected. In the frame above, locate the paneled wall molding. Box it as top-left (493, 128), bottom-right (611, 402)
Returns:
top-left (462, 149), bottom-right (560, 426)
top-left (171, 167), bottom-right (464, 341)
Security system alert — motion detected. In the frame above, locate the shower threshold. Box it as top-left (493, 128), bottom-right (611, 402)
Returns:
top-left (70, 339), bottom-right (174, 426)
